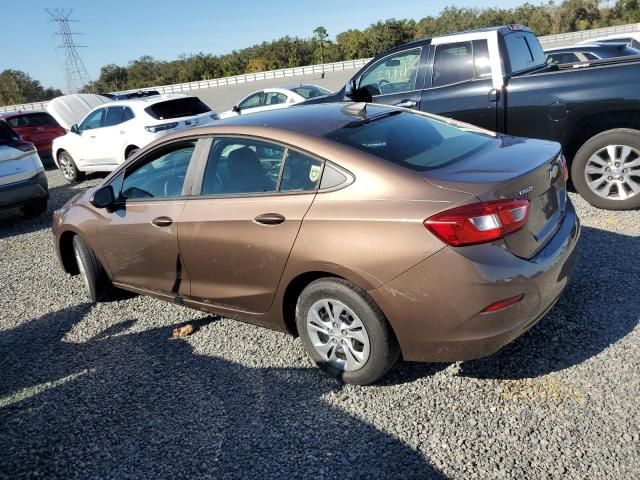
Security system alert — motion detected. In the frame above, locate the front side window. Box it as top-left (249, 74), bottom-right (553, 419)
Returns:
top-left (120, 142), bottom-right (196, 200)
top-left (547, 52), bottom-right (580, 65)
top-left (238, 92), bottom-right (264, 110)
top-left (325, 110), bottom-right (493, 172)
top-left (359, 48), bottom-right (422, 96)
top-left (433, 42), bottom-right (474, 87)
top-left (80, 109), bottom-right (106, 130)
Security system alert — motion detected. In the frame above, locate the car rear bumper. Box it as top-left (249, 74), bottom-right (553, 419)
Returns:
top-left (369, 200), bottom-right (580, 362)
top-left (0, 171), bottom-right (49, 210)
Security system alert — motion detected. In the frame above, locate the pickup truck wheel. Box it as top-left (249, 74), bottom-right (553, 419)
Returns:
top-left (572, 129), bottom-right (640, 210)
top-left (295, 278), bottom-right (400, 385)
top-left (58, 151), bottom-right (84, 183)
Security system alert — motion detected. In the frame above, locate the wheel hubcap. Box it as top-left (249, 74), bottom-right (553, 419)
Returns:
top-left (306, 299), bottom-right (371, 372)
top-left (584, 145), bottom-right (640, 201)
top-left (59, 155), bottom-right (75, 180)
top-left (73, 244), bottom-right (91, 295)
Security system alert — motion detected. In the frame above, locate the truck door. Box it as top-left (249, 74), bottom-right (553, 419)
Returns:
top-left (420, 37), bottom-right (504, 132)
top-left (355, 47), bottom-right (427, 110)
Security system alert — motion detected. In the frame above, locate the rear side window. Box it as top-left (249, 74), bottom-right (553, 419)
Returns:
top-left (504, 32), bottom-right (546, 73)
top-left (264, 92), bottom-right (287, 105)
top-left (145, 97), bottom-right (211, 120)
top-left (325, 111), bottom-right (493, 171)
top-left (290, 85), bottom-right (332, 98)
top-left (6, 113), bottom-right (58, 128)
top-left (433, 42), bottom-right (474, 87)
top-left (104, 107), bottom-right (125, 127)
top-left (280, 151), bottom-right (323, 192)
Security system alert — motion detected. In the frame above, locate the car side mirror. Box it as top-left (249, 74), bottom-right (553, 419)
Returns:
top-left (232, 105), bottom-right (240, 113)
top-left (349, 86), bottom-right (373, 103)
top-left (70, 124), bottom-right (80, 135)
top-left (90, 185), bottom-right (115, 209)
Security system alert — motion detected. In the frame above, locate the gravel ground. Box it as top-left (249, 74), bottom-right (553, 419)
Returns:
top-left (0, 168), bottom-right (638, 479)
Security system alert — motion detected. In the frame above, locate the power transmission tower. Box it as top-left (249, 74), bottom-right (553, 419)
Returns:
top-left (46, 8), bottom-right (91, 93)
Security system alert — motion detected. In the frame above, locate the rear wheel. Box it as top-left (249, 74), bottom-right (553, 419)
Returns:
top-left (295, 278), bottom-right (399, 385)
top-left (571, 129), bottom-right (640, 210)
top-left (72, 235), bottom-right (114, 302)
top-left (58, 151), bottom-right (84, 183)
top-left (21, 198), bottom-right (47, 217)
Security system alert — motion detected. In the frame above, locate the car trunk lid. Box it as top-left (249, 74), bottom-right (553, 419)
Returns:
top-left (424, 136), bottom-right (567, 259)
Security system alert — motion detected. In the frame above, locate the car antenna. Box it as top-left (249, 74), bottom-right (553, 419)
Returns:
top-left (342, 102), bottom-right (367, 118)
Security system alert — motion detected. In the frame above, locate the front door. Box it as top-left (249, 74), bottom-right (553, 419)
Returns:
top-left (76, 108), bottom-right (107, 167)
top-left (97, 139), bottom-right (200, 295)
top-left (179, 137), bottom-right (323, 313)
top-left (356, 47), bottom-right (425, 110)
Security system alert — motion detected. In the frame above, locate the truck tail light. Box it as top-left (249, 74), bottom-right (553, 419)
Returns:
top-left (424, 199), bottom-right (530, 247)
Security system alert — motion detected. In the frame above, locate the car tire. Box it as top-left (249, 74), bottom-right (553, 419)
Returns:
top-left (295, 278), bottom-right (400, 385)
top-left (21, 198), bottom-right (47, 217)
top-left (58, 151), bottom-right (84, 183)
top-left (571, 128), bottom-right (640, 210)
top-left (126, 147), bottom-right (139, 159)
top-left (72, 235), bottom-right (114, 302)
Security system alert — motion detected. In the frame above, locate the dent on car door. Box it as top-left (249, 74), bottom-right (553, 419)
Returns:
top-left (178, 137), bottom-right (323, 314)
top-left (419, 40), bottom-right (499, 132)
top-left (357, 47), bottom-right (425, 109)
top-left (96, 139), bottom-right (202, 296)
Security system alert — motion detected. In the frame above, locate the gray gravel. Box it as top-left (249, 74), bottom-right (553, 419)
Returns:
top-left (0, 168), bottom-right (638, 479)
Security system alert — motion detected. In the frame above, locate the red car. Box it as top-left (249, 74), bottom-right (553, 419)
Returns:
top-left (0, 111), bottom-right (66, 159)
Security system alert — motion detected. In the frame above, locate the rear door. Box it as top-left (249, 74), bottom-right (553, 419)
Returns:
top-left (356, 47), bottom-right (425, 110)
top-left (97, 139), bottom-right (202, 295)
top-left (178, 136), bottom-right (323, 313)
top-left (420, 35), bottom-right (503, 132)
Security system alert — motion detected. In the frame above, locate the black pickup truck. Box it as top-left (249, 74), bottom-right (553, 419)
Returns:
top-left (309, 25), bottom-right (640, 210)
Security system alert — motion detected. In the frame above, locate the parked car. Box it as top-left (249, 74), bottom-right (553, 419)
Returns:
top-left (545, 42), bottom-right (640, 65)
top-left (0, 120), bottom-right (48, 217)
top-left (0, 111), bottom-right (66, 159)
top-left (51, 94), bottom-right (218, 182)
top-left (53, 103), bottom-right (579, 385)
top-left (577, 32), bottom-right (640, 49)
top-left (306, 24), bottom-right (640, 210)
top-left (219, 84), bottom-right (332, 119)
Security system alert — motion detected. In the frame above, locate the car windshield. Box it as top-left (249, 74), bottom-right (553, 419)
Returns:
top-left (0, 121), bottom-right (20, 144)
top-left (145, 97), bottom-right (211, 120)
top-left (291, 85), bottom-right (332, 98)
top-left (325, 111), bottom-right (494, 171)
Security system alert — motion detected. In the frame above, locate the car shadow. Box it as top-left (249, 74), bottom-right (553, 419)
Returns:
top-left (0, 305), bottom-right (445, 479)
top-left (458, 226), bottom-right (639, 380)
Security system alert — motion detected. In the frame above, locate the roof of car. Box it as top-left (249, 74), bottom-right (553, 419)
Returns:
top-left (215, 102), bottom-right (395, 137)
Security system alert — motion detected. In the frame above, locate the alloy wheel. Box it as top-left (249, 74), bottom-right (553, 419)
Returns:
top-left (306, 298), bottom-right (371, 372)
top-left (584, 144), bottom-right (640, 200)
top-left (59, 154), bottom-right (76, 181)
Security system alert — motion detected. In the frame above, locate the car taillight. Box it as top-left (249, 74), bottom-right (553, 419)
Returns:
top-left (559, 154), bottom-right (569, 182)
top-left (12, 140), bottom-right (36, 153)
top-left (145, 122), bottom-right (178, 133)
top-left (424, 199), bottom-right (530, 247)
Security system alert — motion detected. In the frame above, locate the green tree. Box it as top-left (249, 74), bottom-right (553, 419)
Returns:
top-left (0, 70), bottom-right (62, 105)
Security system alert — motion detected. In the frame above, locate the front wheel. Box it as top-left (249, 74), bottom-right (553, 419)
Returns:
top-left (571, 129), bottom-right (640, 210)
top-left (295, 278), bottom-right (399, 385)
top-left (72, 235), bottom-right (115, 302)
top-left (58, 151), bottom-right (84, 183)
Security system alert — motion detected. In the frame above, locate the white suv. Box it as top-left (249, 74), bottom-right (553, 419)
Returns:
top-left (52, 94), bottom-right (218, 182)
top-left (0, 120), bottom-right (48, 217)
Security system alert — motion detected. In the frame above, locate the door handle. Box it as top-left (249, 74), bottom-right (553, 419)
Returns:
top-left (254, 213), bottom-right (285, 225)
top-left (151, 216), bottom-right (173, 227)
top-left (396, 99), bottom-right (417, 109)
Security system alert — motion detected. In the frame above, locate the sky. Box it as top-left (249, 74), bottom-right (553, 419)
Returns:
top-left (1, 0), bottom-right (529, 91)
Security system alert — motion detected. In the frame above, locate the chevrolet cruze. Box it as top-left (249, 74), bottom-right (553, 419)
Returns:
top-left (53, 103), bottom-right (580, 384)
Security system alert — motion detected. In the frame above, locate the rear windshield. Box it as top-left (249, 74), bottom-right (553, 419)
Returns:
top-left (291, 85), bottom-right (332, 99)
top-left (504, 32), bottom-right (547, 73)
top-left (325, 111), bottom-right (493, 171)
top-left (145, 97), bottom-right (211, 120)
top-left (0, 121), bottom-right (20, 144)
top-left (6, 113), bottom-right (58, 128)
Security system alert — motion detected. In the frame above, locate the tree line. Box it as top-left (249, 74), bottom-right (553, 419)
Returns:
top-left (2, 0), bottom-right (640, 106)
